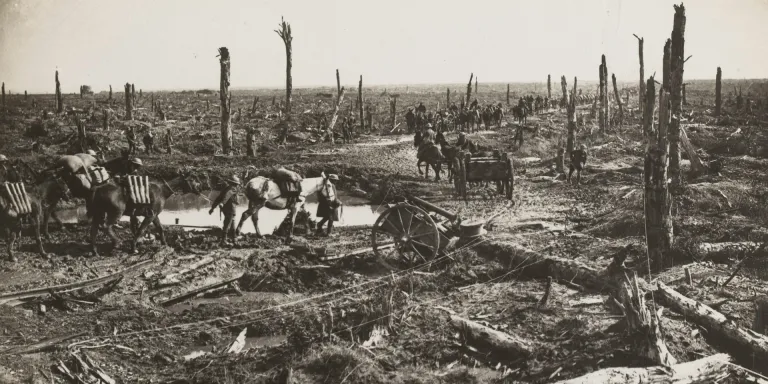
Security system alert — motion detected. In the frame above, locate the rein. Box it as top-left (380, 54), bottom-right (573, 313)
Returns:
top-left (162, 177), bottom-right (176, 195)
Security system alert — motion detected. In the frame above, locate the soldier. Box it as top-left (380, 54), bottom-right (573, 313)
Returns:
top-left (125, 126), bottom-right (137, 155)
top-left (143, 129), bottom-right (155, 154)
top-left (316, 174), bottom-right (341, 237)
top-left (164, 128), bottom-right (173, 154)
top-left (568, 144), bottom-right (588, 185)
top-left (456, 132), bottom-right (477, 153)
top-left (422, 123), bottom-right (436, 146)
top-left (405, 107), bottom-right (415, 133)
top-left (416, 102), bottom-right (426, 114)
top-left (209, 175), bottom-right (241, 246)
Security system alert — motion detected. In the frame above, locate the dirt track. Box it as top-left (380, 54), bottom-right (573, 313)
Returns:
top-left (1, 87), bottom-right (768, 383)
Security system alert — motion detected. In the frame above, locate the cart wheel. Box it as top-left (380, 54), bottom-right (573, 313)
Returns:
top-left (371, 203), bottom-right (440, 271)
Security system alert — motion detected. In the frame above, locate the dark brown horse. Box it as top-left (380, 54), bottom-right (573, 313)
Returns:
top-left (0, 184), bottom-right (46, 261)
top-left (88, 173), bottom-right (203, 256)
top-left (414, 132), bottom-right (444, 181)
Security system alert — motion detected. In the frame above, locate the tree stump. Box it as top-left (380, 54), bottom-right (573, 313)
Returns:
top-left (246, 126), bottom-right (257, 157)
top-left (715, 67), bottom-right (722, 116)
top-left (547, 74), bottom-right (552, 100)
top-left (124, 83), bottom-right (132, 120)
top-left (634, 35), bottom-right (645, 117)
top-left (612, 73), bottom-right (623, 126)
top-left (465, 73), bottom-right (473, 106)
top-left (358, 75), bottom-right (365, 133)
top-left (55, 70), bottom-right (63, 114)
top-left (218, 47), bottom-right (232, 154)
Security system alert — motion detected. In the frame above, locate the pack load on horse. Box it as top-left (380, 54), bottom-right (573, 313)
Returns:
top-left (236, 169), bottom-right (340, 243)
top-left (1, 180), bottom-right (46, 261)
top-left (270, 167), bottom-right (303, 203)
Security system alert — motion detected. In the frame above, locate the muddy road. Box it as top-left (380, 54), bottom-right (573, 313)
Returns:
top-left (1, 90), bottom-right (768, 383)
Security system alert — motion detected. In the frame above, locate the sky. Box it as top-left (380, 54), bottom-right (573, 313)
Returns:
top-left (0, 0), bottom-right (767, 93)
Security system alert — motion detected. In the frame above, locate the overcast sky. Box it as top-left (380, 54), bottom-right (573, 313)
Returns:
top-left (1, 0), bottom-right (766, 93)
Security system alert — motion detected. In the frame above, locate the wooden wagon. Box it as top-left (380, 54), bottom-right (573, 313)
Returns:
top-left (453, 150), bottom-right (514, 201)
top-left (371, 196), bottom-right (486, 270)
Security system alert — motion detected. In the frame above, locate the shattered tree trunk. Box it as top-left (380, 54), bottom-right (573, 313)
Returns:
top-left (755, 296), bottom-right (768, 336)
top-left (76, 118), bottom-right (87, 152)
top-left (680, 126), bottom-right (708, 176)
top-left (695, 241), bottom-right (761, 263)
top-left (601, 55), bottom-right (609, 130)
top-left (326, 87), bottom-right (345, 145)
top-left (566, 77), bottom-right (577, 158)
top-left (218, 47), bottom-right (232, 155)
top-left (465, 73), bottom-right (473, 106)
top-left (645, 77), bottom-right (674, 272)
top-left (390, 95), bottom-right (397, 131)
top-left (612, 74), bottom-right (623, 126)
top-left (108, 85), bottom-right (112, 101)
top-left (617, 273), bottom-right (677, 366)
top-left (506, 84), bottom-right (510, 106)
top-left (560, 75), bottom-right (568, 109)
top-left (547, 74), bottom-right (552, 100)
top-left (669, 4), bottom-right (686, 189)
top-left (56, 70), bottom-right (63, 114)
top-left (554, 354), bottom-right (732, 384)
top-left (446, 88), bottom-right (450, 107)
top-left (682, 84), bottom-right (688, 105)
top-left (658, 281), bottom-right (768, 362)
top-left (276, 17), bottom-right (293, 144)
top-left (449, 315), bottom-right (536, 357)
top-left (715, 67), bottom-right (722, 116)
top-left (246, 127), bottom-right (257, 157)
top-left (358, 75), bottom-right (365, 132)
top-left (474, 76), bottom-right (478, 94)
top-left (1, 82), bottom-right (4, 112)
top-left (598, 63), bottom-right (605, 131)
top-left (336, 69), bottom-right (341, 104)
top-left (124, 83), bottom-right (132, 120)
top-left (635, 35), bottom-right (645, 116)
top-left (251, 96), bottom-right (259, 114)
top-left (103, 109), bottom-right (109, 131)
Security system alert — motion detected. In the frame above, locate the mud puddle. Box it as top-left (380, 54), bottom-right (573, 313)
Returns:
top-left (54, 191), bottom-right (384, 234)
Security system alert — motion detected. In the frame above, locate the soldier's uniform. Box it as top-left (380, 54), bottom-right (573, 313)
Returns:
top-left (568, 145), bottom-right (588, 185)
top-left (209, 175), bottom-right (241, 245)
top-left (126, 127), bottom-right (137, 155)
top-left (316, 174), bottom-right (341, 236)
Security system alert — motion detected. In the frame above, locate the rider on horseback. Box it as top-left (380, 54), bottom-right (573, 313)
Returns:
top-left (456, 132), bottom-right (477, 153)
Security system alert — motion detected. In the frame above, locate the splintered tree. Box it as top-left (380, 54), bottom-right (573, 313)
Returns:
top-left (601, 55), bottom-right (609, 130)
top-left (275, 17), bottom-right (293, 144)
top-left (634, 35), bottom-right (645, 116)
top-left (566, 77), bottom-right (577, 158)
top-left (327, 87), bottom-right (346, 144)
top-left (124, 83), bottom-right (132, 120)
top-left (715, 67), bottom-right (722, 116)
top-left (447, 88), bottom-right (450, 107)
top-left (109, 85), bottom-right (112, 101)
top-left (598, 63), bottom-right (605, 131)
top-left (336, 69), bottom-right (341, 102)
top-left (669, 4), bottom-right (686, 188)
top-left (131, 84), bottom-right (136, 103)
top-left (55, 70), bottom-right (63, 114)
top-left (466, 73), bottom-right (473, 106)
top-left (506, 84), bottom-right (510, 106)
top-left (547, 74), bottom-right (552, 100)
top-left (612, 74), bottom-right (623, 126)
top-left (1, 82), bottom-right (4, 112)
top-left (358, 75), bottom-right (365, 132)
top-left (390, 95), bottom-right (398, 131)
top-left (646, 75), bottom-right (674, 270)
top-left (475, 76), bottom-right (478, 94)
top-left (218, 47), bottom-right (232, 155)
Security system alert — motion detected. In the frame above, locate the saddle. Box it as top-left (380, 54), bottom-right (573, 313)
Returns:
top-left (2, 182), bottom-right (32, 215)
top-left (87, 165), bottom-right (110, 187)
top-left (271, 167), bottom-right (302, 199)
top-left (123, 175), bottom-right (152, 205)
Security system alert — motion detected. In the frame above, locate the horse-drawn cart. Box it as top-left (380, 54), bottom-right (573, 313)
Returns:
top-left (453, 150), bottom-right (514, 201)
top-left (371, 196), bottom-right (486, 270)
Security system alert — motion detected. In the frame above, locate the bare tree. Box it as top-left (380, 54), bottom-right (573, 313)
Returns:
top-left (715, 67), bottom-right (722, 116)
top-left (218, 47), bottom-right (232, 155)
top-left (612, 74), bottom-right (623, 126)
top-left (358, 75), bottom-right (365, 132)
top-left (566, 77), bottom-right (577, 158)
top-left (506, 84), bottom-right (510, 106)
top-left (474, 76), bottom-right (478, 94)
top-left (1, 82), bottom-right (4, 113)
top-left (446, 88), bottom-right (450, 107)
top-left (109, 85), bottom-right (112, 101)
top-left (669, 4), bottom-right (686, 188)
top-left (634, 35), bottom-right (645, 116)
top-left (124, 83), bottom-right (132, 120)
top-left (547, 74), bottom-right (551, 100)
top-left (56, 70), bottom-right (63, 114)
top-left (327, 87), bottom-right (346, 144)
top-left (336, 69), bottom-right (341, 102)
top-left (275, 17), bottom-right (293, 144)
top-left (465, 73), bottom-right (473, 106)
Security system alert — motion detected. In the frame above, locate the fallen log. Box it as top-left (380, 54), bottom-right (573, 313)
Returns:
top-left (553, 353), bottom-right (732, 384)
top-left (0, 249), bottom-right (169, 304)
top-left (158, 256), bottom-right (214, 286)
top-left (449, 315), bottom-right (536, 357)
top-left (475, 241), bottom-right (630, 293)
top-left (158, 272), bottom-right (244, 307)
top-left (657, 282), bottom-right (768, 362)
top-left (695, 242), bottom-right (762, 263)
top-left (1, 332), bottom-right (87, 355)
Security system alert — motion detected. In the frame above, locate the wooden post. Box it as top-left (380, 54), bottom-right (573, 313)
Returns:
top-left (645, 76), bottom-right (674, 272)
top-left (466, 73), bottom-right (473, 107)
top-left (103, 108), bottom-right (109, 130)
top-left (358, 75), bottom-right (365, 133)
top-left (612, 74), bottom-right (623, 126)
top-left (275, 17), bottom-right (293, 144)
top-left (634, 35), bottom-right (645, 116)
top-left (547, 74), bottom-right (551, 100)
top-left (218, 47), bottom-right (232, 155)
top-left (506, 84), bottom-right (510, 106)
top-left (755, 296), bottom-right (768, 336)
top-left (55, 70), bottom-right (63, 114)
top-left (124, 83), bottom-right (132, 120)
top-left (715, 67), bottom-right (722, 116)
top-left (669, 4), bottom-right (686, 189)
top-left (327, 87), bottom-right (346, 145)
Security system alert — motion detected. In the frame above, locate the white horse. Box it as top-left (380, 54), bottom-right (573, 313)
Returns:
top-left (235, 172), bottom-right (338, 243)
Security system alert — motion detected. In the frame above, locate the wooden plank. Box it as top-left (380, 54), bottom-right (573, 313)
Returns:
top-left (0, 332), bottom-right (86, 355)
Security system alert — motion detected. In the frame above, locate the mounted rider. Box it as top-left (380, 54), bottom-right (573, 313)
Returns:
top-left (417, 123), bottom-right (437, 159)
top-left (456, 132), bottom-right (477, 153)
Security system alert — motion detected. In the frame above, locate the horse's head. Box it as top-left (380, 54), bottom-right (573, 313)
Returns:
top-left (175, 169), bottom-right (206, 195)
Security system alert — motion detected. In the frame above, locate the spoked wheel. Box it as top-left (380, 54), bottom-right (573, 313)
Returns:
top-left (371, 203), bottom-right (440, 271)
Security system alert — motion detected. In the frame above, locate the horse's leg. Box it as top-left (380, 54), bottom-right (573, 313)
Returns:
top-left (284, 204), bottom-right (299, 244)
top-left (568, 165), bottom-right (574, 184)
top-left (416, 159), bottom-right (424, 175)
top-left (7, 227), bottom-right (17, 262)
top-left (236, 200), bottom-right (263, 237)
top-left (153, 216), bottom-right (166, 246)
top-left (34, 212), bottom-right (46, 257)
top-left (90, 218), bottom-right (101, 257)
top-left (131, 214), bottom-right (155, 254)
top-left (130, 214), bottom-right (139, 237)
top-left (433, 161), bottom-right (441, 181)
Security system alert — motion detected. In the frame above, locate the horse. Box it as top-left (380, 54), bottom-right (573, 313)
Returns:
top-left (413, 132), bottom-right (443, 181)
top-left (88, 173), bottom-right (203, 256)
top-left (492, 107), bottom-right (505, 128)
top-left (235, 173), bottom-right (339, 244)
top-left (0, 184), bottom-right (46, 261)
top-left (436, 132), bottom-right (460, 182)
